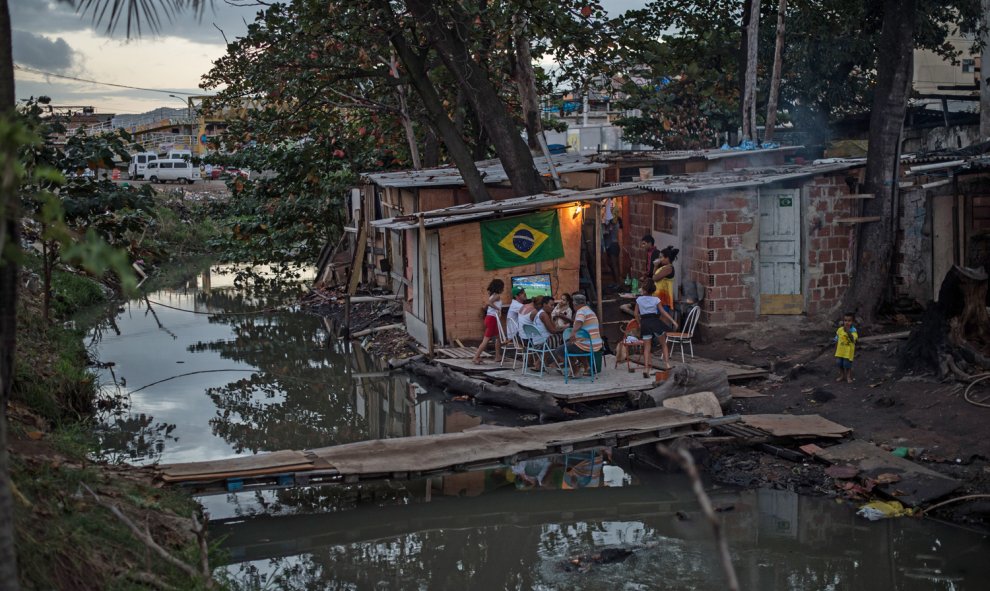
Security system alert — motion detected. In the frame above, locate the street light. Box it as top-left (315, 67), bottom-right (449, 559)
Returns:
top-left (168, 94), bottom-right (193, 149)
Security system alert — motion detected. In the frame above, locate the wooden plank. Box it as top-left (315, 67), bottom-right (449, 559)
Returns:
top-left (346, 216), bottom-right (368, 296)
top-left (837, 193), bottom-right (875, 199)
top-left (159, 450), bottom-right (313, 481)
top-left (836, 216), bottom-right (881, 224)
top-left (858, 330), bottom-right (911, 344)
top-left (814, 439), bottom-right (961, 507)
top-left (307, 407), bottom-right (707, 474)
top-left (740, 414), bottom-right (851, 438)
top-left (730, 385), bottom-right (769, 398)
top-left (761, 294), bottom-right (803, 315)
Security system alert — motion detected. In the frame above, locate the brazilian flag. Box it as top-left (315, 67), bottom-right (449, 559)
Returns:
top-left (481, 210), bottom-right (565, 270)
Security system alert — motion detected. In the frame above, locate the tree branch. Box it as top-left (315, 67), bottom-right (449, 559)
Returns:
top-left (656, 444), bottom-right (740, 591)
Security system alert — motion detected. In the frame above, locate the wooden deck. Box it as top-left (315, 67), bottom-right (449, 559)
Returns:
top-left (437, 354), bottom-right (767, 403)
top-left (158, 407), bottom-right (725, 494)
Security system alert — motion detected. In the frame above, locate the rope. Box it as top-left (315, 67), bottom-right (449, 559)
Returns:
top-left (963, 373), bottom-right (990, 408)
top-left (126, 369), bottom-right (259, 394)
top-left (141, 298), bottom-right (296, 316)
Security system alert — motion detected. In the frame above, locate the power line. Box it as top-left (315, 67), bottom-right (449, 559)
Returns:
top-left (14, 64), bottom-right (200, 96)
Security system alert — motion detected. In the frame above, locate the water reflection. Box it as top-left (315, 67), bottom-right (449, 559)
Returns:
top-left (88, 265), bottom-right (455, 466)
top-left (214, 480), bottom-right (988, 591)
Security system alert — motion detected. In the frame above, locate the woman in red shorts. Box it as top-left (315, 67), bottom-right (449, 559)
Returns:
top-left (473, 279), bottom-right (505, 364)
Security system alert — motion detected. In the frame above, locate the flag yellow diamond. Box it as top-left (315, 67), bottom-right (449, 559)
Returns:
top-left (497, 223), bottom-right (549, 259)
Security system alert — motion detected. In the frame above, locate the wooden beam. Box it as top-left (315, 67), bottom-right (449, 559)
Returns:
top-left (419, 215), bottom-right (435, 358)
top-left (837, 193), bottom-right (875, 199)
top-left (346, 214), bottom-right (368, 296)
top-left (594, 201), bottom-right (603, 321)
top-left (835, 216), bottom-right (882, 224)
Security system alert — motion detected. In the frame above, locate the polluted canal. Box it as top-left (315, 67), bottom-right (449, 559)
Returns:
top-left (85, 266), bottom-right (989, 590)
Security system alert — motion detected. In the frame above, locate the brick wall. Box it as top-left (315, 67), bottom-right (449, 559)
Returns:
top-left (625, 190), bottom-right (760, 325)
top-left (804, 175), bottom-right (857, 317)
top-left (438, 207), bottom-right (583, 343)
top-left (623, 172), bottom-right (859, 325)
top-left (688, 192), bottom-right (760, 324)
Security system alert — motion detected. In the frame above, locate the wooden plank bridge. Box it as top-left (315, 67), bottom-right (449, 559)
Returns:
top-left (158, 407), bottom-right (732, 495)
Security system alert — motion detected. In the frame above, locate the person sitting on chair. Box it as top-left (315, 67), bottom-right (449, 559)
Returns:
top-left (553, 293), bottom-right (602, 376)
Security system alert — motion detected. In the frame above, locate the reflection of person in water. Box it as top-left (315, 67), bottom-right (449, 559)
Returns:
top-left (511, 458), bottom-right (551, 487)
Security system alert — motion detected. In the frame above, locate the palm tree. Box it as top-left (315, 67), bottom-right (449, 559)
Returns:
top-left (0, 3), bottom-right (209, 589)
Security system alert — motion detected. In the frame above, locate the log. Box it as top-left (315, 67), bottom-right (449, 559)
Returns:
top-left (350, 323), bottom-right (405, 338)
top-left (404, 360), bottom-right (567, 420)
top-left (639, 365), bottom-right (731, 409)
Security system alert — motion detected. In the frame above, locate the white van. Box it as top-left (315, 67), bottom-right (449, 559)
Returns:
top-left (146, 159), bottom-right (198, 184)
top-left (128, 152), bottom-right (157, 179)
top-left (161, 149), bottom-right (192, 162)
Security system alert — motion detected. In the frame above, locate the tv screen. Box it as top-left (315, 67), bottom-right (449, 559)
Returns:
top-left (511, 273), bottom-right (552, 299)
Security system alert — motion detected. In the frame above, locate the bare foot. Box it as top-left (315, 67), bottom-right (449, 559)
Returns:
top-left (846, 376), bottom-right (854, 383)
top-left (835, 376), bottom-right (844, 382)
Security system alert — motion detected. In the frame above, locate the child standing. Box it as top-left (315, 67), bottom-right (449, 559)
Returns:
top-left (834, 313), bottom-right (858, 383)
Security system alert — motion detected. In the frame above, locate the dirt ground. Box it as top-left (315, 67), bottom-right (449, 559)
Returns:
top-left (668, 314), bottom-right (990, 529)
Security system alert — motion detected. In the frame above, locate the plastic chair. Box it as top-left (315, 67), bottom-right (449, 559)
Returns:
top-left (498, 317), bottom-right (525, 369)
top-left (562, 328), bottom-right (597, 383)
top-left (666, 304), bottom-right (701, 363)
top-left (522, 324), bottom-right (557, 376)
top-left (615, 319), bottom-right (646, 373)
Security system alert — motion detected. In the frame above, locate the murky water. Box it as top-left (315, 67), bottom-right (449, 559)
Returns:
top-left (87, 266), bottom-right (990, 590)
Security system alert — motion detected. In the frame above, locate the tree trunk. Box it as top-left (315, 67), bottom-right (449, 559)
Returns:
top-left (384, 22), bottom-right (492, 203)
top-left (764, 0), bottom-right (786, 141)
top-left (388, 54), bottom-right (422, 170)
top-left (981, 0), bottom-right (990, 140)
top-left (741, 0), bottom-right (761, 141)
top-left (405, 0), bottom-right (545, 197)
top-left (404, 360), bottom-right (566, 420)
top-left (841, 0), bottom-right (915, 323)
top-left (512, 13), bottom-right (542, 150)
top-left (0, 0), bottom-right (21, 584)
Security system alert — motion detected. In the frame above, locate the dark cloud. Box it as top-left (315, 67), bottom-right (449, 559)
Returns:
top-left (10, 0), bottom-right (257, 46)
top-left (12, 30), bottom-right (75, 71)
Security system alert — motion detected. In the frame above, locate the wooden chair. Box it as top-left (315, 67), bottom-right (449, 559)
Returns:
top-left (615, 319), bottom-right (646, 373)
top-left (666, 305), bottom-right (701, 363)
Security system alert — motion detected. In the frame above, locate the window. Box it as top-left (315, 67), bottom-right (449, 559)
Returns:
top-left (175, 162), bottom-right (188, 169)
top-left (161, 163), bottom-right (173, 169)
top-left (147, 163), bottom-right (158, 170)
top-left (652, 202), bottom-right (679, 235)
top-left (137, 155), bottom-right (146, 164)
top-left (962, 59), bottom-right (976, 73)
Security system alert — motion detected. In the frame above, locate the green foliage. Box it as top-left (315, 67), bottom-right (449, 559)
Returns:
top-left (12, 294), bottom-right (97, 423)
top-left (613, 0), bottom-right (982, 144)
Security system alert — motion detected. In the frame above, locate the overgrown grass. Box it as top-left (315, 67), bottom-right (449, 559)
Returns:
top-left (11, 453), bottom-right (221, 590)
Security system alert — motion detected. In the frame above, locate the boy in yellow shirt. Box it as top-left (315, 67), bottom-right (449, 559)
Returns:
top-left (834, 313), bottom-right (858, 383)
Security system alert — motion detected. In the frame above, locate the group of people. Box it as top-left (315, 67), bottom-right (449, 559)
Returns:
top-left (471, 280), bottom-right (602, 376)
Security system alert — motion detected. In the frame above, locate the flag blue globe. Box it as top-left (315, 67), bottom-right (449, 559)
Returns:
top-left (512, 229), bottom-right (536, 252)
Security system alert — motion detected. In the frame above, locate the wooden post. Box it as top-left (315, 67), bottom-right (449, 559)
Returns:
top-left (419, 215), bottom-right (435, 358)
top-left (594, 200), bottom-right (603, 321)
top-left (344, 294), bottom-right (351, 338)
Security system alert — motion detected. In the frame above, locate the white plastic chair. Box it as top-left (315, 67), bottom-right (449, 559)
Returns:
top-left (522, 324), bottom-right (557, 377)
top-left (665, 305), bottom-right (700, 363)
top-left (498, 317), bottom-right (525, 369)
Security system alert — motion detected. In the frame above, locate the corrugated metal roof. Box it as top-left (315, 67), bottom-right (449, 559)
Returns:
top-left (596, 145), bottom-right (803, 163)
top-left (372, 161), bottom-right (862, 231)
top-left (364, 153), bottom-right (606, 188)
top-left (635, 162), bottom-right (862, 193)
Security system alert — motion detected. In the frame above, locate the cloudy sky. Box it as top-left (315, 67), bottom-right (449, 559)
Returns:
top-left (11, 0), bottom-right (260, 114)
top-left (11, 0), bottom-right (647, 116)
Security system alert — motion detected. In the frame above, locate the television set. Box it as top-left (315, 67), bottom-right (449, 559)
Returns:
top-left (511, 273), bottom-right (552, 299)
